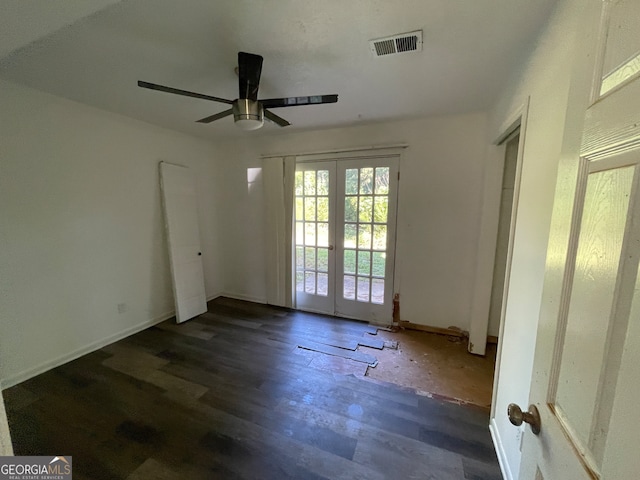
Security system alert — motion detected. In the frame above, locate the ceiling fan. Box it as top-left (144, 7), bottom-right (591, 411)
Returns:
top-left (138, 51), bottom-right (338, 130)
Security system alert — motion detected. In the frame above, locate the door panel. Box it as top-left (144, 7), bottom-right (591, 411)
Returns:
top-left (550, 158), bottom-right (637, 475)
top-left (159, 162), bottom-right (207, 324)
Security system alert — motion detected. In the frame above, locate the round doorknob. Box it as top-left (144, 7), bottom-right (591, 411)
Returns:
top-left (328, 245), bottom-right (334, 250)
top-left (507, 403), bottom-right (541, 435)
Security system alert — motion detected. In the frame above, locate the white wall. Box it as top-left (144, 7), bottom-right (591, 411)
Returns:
top-left (486, 1), bottom-right (582, 477)
top-left (219, 113), bottom-right (488, 331)
top-left (0, 79), bottom-right (227, 387)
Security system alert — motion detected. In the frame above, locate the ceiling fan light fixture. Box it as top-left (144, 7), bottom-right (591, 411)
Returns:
top-left (233, 99), bottom-right (264, 130)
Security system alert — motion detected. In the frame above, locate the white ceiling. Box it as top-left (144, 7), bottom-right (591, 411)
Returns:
top-left (0, 0), bottom-right (558, 139)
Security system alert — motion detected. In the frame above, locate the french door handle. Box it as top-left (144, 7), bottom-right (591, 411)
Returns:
top-left (328, 245), bottom-right (334, 250)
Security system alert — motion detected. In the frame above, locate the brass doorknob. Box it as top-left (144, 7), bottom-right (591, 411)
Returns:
top-left (507, 403), bottom-right (541, 435)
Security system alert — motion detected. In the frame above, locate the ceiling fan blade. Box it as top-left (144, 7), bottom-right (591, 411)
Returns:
top-left (264, 109), bottom-right (291, 127)
top-left (238, 52), bottom-right (263, 101)
top-left (261, 94), bottom-right (338, 109)
top-left (138, 80), bottom-right (233, 104)
top-left (195, 108), bottom-right (234, 124)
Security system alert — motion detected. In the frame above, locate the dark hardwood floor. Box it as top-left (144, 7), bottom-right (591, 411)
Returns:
top-left (4, 297), bottom-right (502, 479)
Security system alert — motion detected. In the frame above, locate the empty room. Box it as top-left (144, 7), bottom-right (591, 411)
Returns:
top-left (1, 1), bottom-right (639, 479)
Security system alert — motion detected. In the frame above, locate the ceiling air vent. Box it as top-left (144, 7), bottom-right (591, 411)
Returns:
top-left (369, 30), bottom-right (423, 57)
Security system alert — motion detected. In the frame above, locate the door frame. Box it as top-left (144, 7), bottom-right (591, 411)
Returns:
top-left (481, 103), bottom-right (530, 479)
top-left (469, 99), bottom-right (530, 357)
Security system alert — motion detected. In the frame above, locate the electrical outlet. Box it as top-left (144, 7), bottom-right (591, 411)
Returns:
top-left (117, 303), bottom-right (127, 314)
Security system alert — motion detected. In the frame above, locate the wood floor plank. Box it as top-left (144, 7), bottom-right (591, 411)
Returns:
top-left (357, 335), bottom-right (385, 349)
top-left (297, 340), bottom-right (378, 365)
top-left (155, 320), bottom-right (217, 340)
top-left (307, 351), bottom-right (369, 376)
top-left (274, 395), bottom-right (466, 479)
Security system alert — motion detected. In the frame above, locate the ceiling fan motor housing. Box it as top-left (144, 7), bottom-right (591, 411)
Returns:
top-left (233, 99), bottom-right (264, 130)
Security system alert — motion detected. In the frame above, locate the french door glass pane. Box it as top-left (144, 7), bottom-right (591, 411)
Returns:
top-left (372, 225), bottom-right (387, 250)
top-left (372, 252), bottom-right (386, 277)
top-left (374, 197), bottom-right (388, 222)
top-left (344, 250), bottom-right (356, 274)
top-left (359, 168), bottom-right (374, 194)
top-left (344, 224), bottom-right (357, 247)
top-left (357, 251), bottom-right (371, 275)
top-left (359, 196), bottom-right (373, 222)
top-left (346, 169), bottom-right (358, 194)
top-left (305, 197), bottom-right (316, 221)
top-left (345, 197), bottom-right (357, 222)
top-left (305, 272), bottom-right (315, 293)
top-left (304, 171), bottom-right (316, 195)
top-left (317, 170), bottom-right (329, 195)
top-left (317, 273), bottom-right (328, 295)
top-left (358, 225), bottom-right (371, 249)
top-left (317, 248), bottom-right (329, 272)
top-left (305, 223), bottom-right (316, 245)
top-left (317, 197), bottom-right (329, 221)
top-left (371, 278), bottom-right (385, 304)
top-left (317, 223), bottom-right (329, 246)
top-left (375, 167), bottom-right (389, 194)
top-left (357, 277), bottom-right (370, 302)
top-left (305, 247), bottom-right (316, 269)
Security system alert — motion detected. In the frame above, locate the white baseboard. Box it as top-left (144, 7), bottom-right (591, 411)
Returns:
top-left (206, 291), bottom-right (224, 302)
top-left (490, 417), bottom-right (514, 480)
top-left (1, 309), bottom-right (175, 389)
top-left (219, 291), bottom-right (267, 304)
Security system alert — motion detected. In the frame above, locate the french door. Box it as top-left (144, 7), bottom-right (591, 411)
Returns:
top-left (294, 156), bottom-right (399, 323)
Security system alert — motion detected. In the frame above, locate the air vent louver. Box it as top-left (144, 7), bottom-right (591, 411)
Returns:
top-left (370, 30), bottom-right (423, 57)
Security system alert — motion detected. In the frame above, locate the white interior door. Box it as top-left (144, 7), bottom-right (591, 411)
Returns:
top-left (159, 162), bottom-right (207, 324)
top-left (294, 156), bottom-right (399, 323)
top-left (518, 1), bottom-right (640, 478)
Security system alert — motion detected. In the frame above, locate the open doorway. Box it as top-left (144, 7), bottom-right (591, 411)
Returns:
top-left (487, 130), bottom-right (520, 338)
